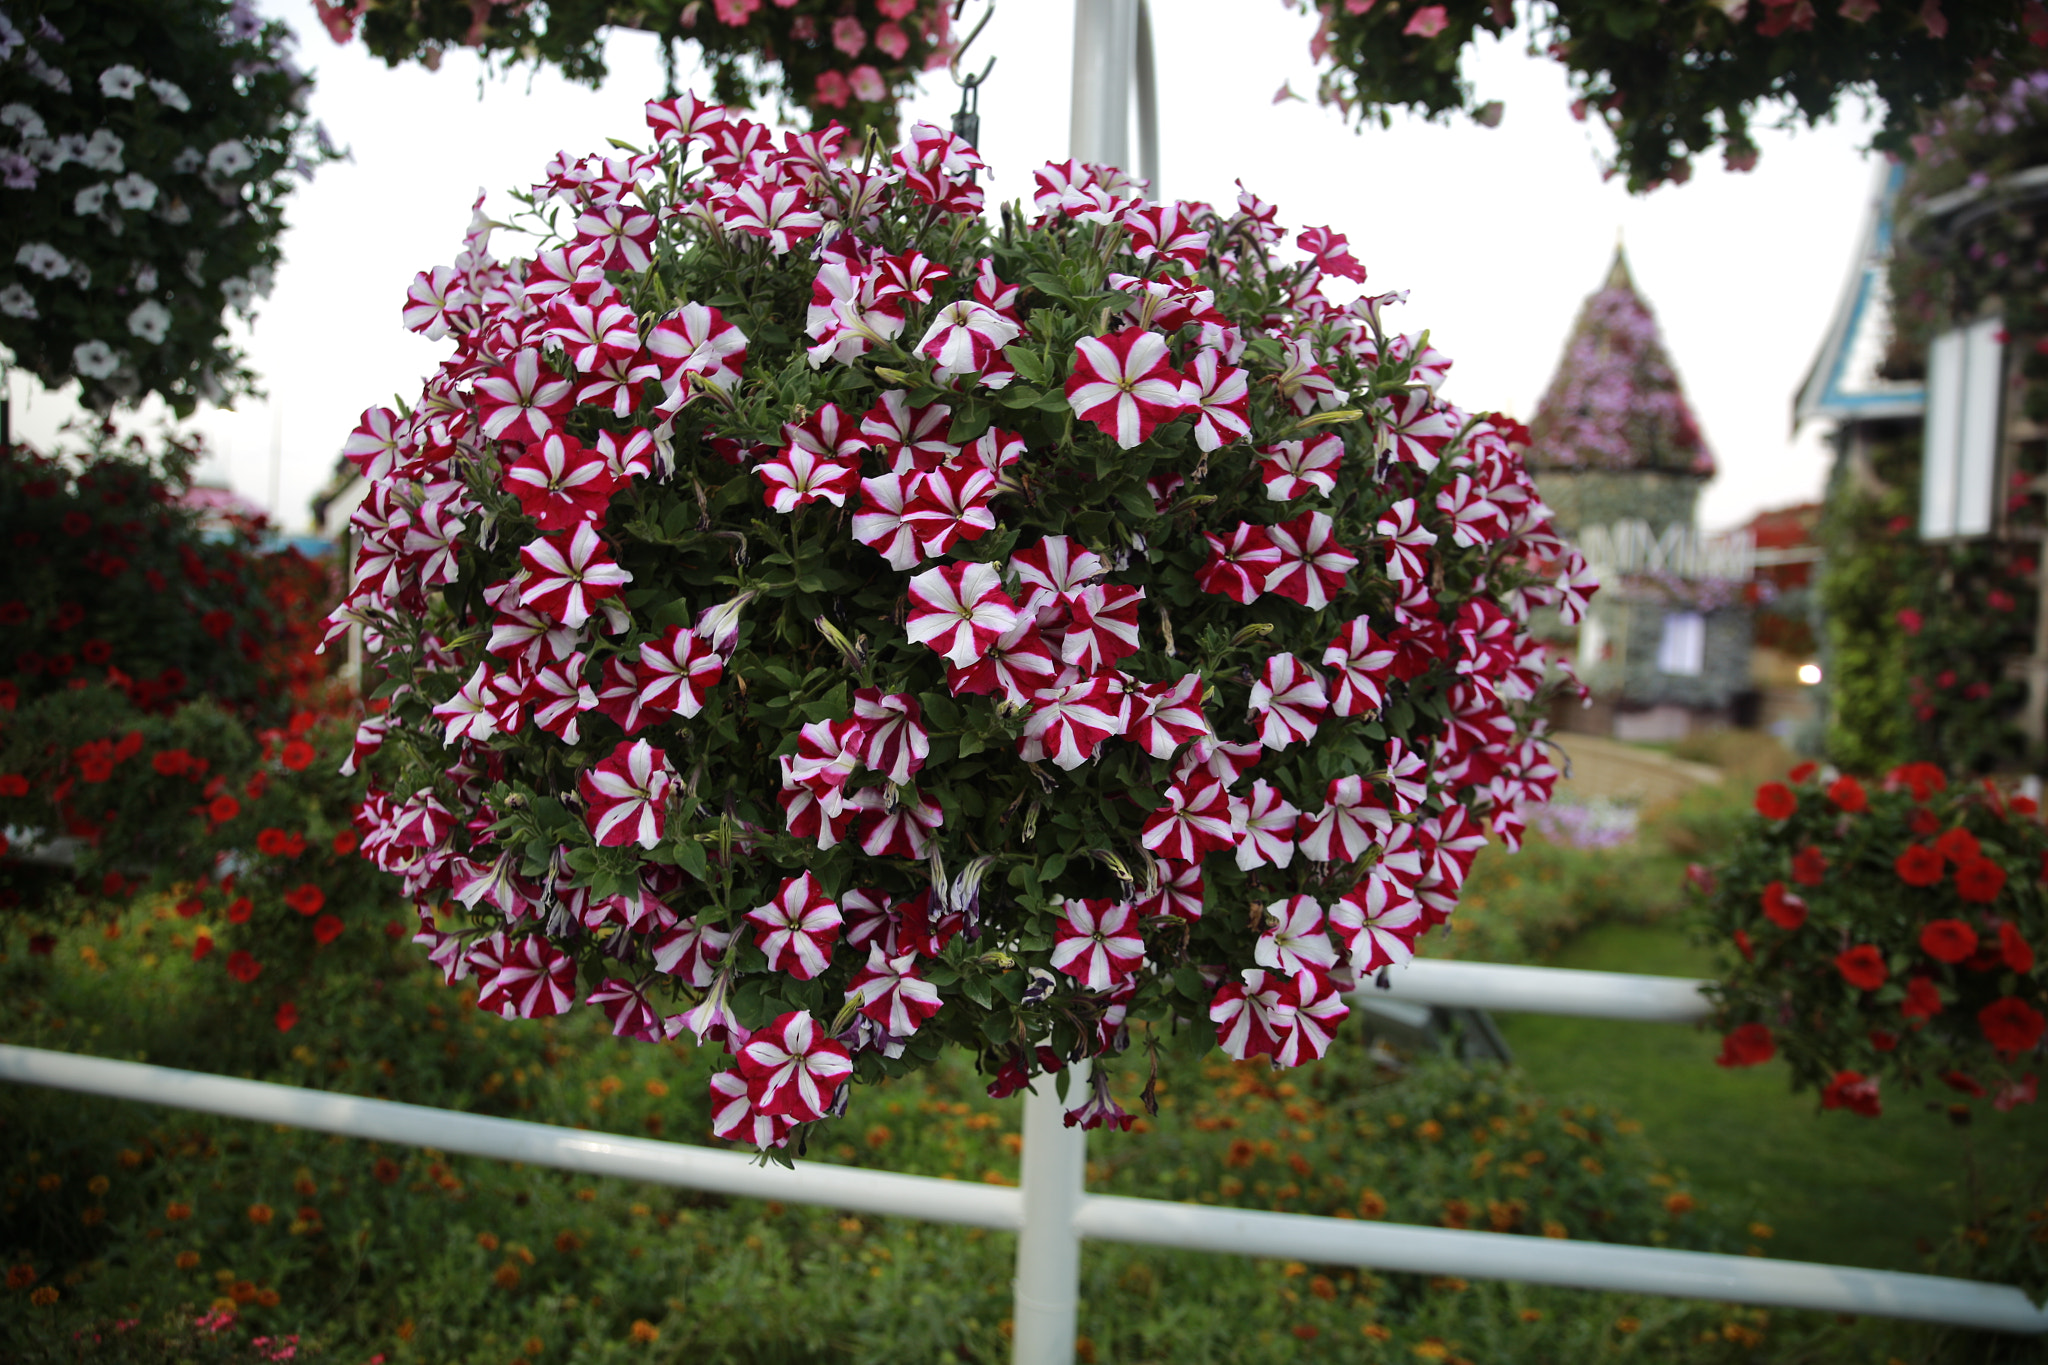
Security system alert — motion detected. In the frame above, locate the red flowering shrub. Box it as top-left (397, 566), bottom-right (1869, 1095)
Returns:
top-left (1698, 763), bottom-right (2046, 1120)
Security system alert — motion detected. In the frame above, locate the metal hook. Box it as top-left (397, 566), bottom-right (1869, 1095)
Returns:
top-left (948, 0), bottom-right (997, 89)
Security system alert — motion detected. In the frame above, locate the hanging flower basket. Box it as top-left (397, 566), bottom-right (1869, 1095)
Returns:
top-left (0, 0), bottom-right (339, 411)
top-left (339, 92), bottom-right (1596, 1147)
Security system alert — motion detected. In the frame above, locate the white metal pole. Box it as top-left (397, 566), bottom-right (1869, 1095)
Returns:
top-left (1011, 1059), bottom-right (1089, 1365)
top-left (1069, 0), bottom-right (1137, 170)
top-left (1366, 958), bottom-right (1713, 1023)
top-left (1132, 0), bottom-right (1159, 195)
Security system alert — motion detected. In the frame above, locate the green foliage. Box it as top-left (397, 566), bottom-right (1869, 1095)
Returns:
top-left (0, 0), bottom-right (341, 411)
top-left (342, 0), bottom-right (953, 143)
top-left (1817, 436), bottom-right (1918, 774)
top-left (1302, 0), bottom-right (2040, 192)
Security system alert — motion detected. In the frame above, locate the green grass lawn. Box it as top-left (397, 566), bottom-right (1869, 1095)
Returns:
top-left (1495, 922), bottom-right (2048, 1273)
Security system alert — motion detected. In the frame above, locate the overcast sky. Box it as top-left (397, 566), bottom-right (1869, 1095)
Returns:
top-left (8, 0), bottom-right (1884, 534)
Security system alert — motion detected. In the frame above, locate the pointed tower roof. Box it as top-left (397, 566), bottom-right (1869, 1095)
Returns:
top-left (1526, 248), bottom-right (1715, 477)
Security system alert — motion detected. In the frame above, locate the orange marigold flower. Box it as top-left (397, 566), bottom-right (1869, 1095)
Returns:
top-left (29, 1285), bottom-right (57, 1306)
top-left (493, 1262), bottom-right (522, 1290)
top-left (166, 1201), bottom-right (193, 1221)
top-left (372, 1158), bottom-right (402, 1185)
top-left (477, 1232), bottom-right (500, 1251)
top-left (6, 1264), bottom-right (36, 1289)
top-left (629, 1320), bottom-right (660, 1343)
top-left (248, 1203), bottom-right (274, 1225)
top-left (1664, 1192), bottom-right (1697, 1215)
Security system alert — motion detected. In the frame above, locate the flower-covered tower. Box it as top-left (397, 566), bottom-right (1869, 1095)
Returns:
top-left (1529, 250), bottom-right (1750, 736)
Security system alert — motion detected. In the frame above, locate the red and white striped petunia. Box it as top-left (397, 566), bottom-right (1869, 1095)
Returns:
top-left (905, 562), bottom-right (1021, 668)
top-left (646, 302), bottom-right (748, 410)
top-left (851, 689), bottom-right (928, 785)
top-left (595, 428), bottom-right (657, 482)
top-left (1322, 617), bottom-right (1395, 718)
top-left (1258, 433), bottom-right (1344, 502)
top-left (1375, 496), bottom-right (1438, 587)
top-left (635, 625), bottom-right (724, 719)
top-left (903, 463), bottom-right (1000, 556)
top-left (403, 265), bottom-right (472, 340)
top-left (738, 1009), bottom-right (853, 1121)
top-left (849, 946), bottom-right (946, 1036)
top-left (543, 292), bottom-right (639, 375)
top-left (806, 259), bottom-right (908, 367)
top-left (919, 300), bottom-right (1022, 381)
top-left (1382, 737), bottom-right (1431, 813)
top-left (1126, 673), bottom-right (1211, 758)
top-left (1247, 653), bottom-right (1327, 750)
top-left (1328, 870), bottom-right (1425, 974)
top-left (505, 432), bottom-right (620, 533)
top-left (478, 934), bottom-right (579, 1019)
top-left (1140, 773), bottom-right (1237, 863)
top-left (578, 738), bottom-right (673, 848)
top-left (709, 1067), bottom-right (796, 1149)
top-left (1277, 968), bottom-right (1348, 1066)
top-left (1273, 336), bottom-right (1347, 415)
top-left (574, 201), bottom-right (657, 272)
top-left (1234, 778), bottom-right (1300, 870)
top-left (431, 662), bottom-right (521, 747)
top-left (851, 472), bottom-right (926, 571)
top-left (1296, 774), bottom-right (1393, 864)
top-left (712, 180), bottom-right (825, 254)
top-left (1297, 225), bottom-right (1366, 283)
top-left (1175, 735), bottom-right (1264, 790)
top-left (523, 653), bottom-right (597, 744)
top-left (779, 717), bottom-right (864, 812)
top-left (1379, 388), bottom-right (1461, 469)
top-left (1018, 674), bottom-right (1129, 770)
top-left (1256, 896), bottom-right (1338, 977)
top-left (1435, 472), bottom-right (1511, 548)
top-left (645, 91), bottom-right (727, 148)
top-left (1049, 897), bottom-right (1145, 990)
top-left (1195, 522), bottom-right (1281, 604)
top-left (1121, 200), bottom-right (1210, 271)
top-left (649, 915), bottom-right (732, 988)
top-left (1135, 858), bottom-right (1205, 921)
top-left (1060, 583), bottom-right (1145, 674)
top-left (475, 349), bottom-right (574, 445)
top-left (945, 616), bottom-right (1059, 703)
top-left (855, 785), bottom-right (944, 859)
top-left (755, 439), bottom-right (859, 513)
top-left (586, 976), bottom-right (664, 1042)
top-left (745, 872), bottom-right (843, 981)
top-left (1209, 968), bottom-right (1298, 1063)
top-left (1181, 348), bottom-right (1251, 452)
top-left (1263, 510), bottom-right (1358, 611)
top-left (1010, 534), bottom-right (1105, 614)
top-left (860, 391), bottom-right (955, 472)
top-left (1065, 330), bottom-right (1189, 448)
top-left (517, 522), bottom-right (633, 628)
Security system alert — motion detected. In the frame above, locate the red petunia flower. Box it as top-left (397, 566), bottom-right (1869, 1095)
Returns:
top-left (1714, 1023), bottom-right (1775, 1068)
top-left (2001, 923), bottom-right (2036, 973)
top-left (226, 897), bottom-right (252, 924)
top-left (280, 740), bottom-right (315, 772)
top-left (1885, 761), bottom-right (1946, 802)
top-left (226, 950), bottom-right (263, 984)
top-left (1901, 975), bottom-right (1944, 1022)
top-left (1835, 945), bottom-right (1887, 991)
top-left (311, 914), bottom-right (344, 946)
top-left (1908, 806), bottom-right (1939, 836)
top-left (1790, 845), bottom-right (1827, 887)
top-left (1869, 1029), bottom-right (1899, 1052)
top-left (0, 773), bottom-right (26, 797)
top-left (1955, 857), bottom-right (2007, 904)
top-left (1919, 919), bottom-right (1977, 964)
top-left (1826, 775), bottom-right (1867, 813)
top-left (1994, 1074), bottom-right (2038, 1112)
top-left (1754, 782), bottom-right (1796, 820)
top-left (1894, 843), bottom-right (1944, 887)
top-left (208, 795), bottom-right (240, 824)
top-left (1980, 998), bottom-right (2046, 1059)
top-left (191, 932), bottom-right (213, 962)
top-left (1733, 927), bottom-right (1754, 962)
top-left (1820, 1070), bottom-right (1881, 1117)
top-left (1787, 762), bottom-right (1818, 783)
top-left (1760, 880), bottom-right (1806, 930)
top-left (332, 830), bottom-right (358, 856)
top-left (283, 884), bottom-right (326, 917)
top-left (275, 1002), bottom-right (299, 1033)
top-left (1941, 1070), bottom-right (1985, 1098)
top-left (1933, 827), bottom-right (1981, 864)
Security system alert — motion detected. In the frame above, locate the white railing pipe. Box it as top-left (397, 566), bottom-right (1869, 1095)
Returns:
top-left (1367, 958), bottom-right (1714, 1024)
top-left (1074, 1195), bottom-right (2048, 1334)
top-left (1012, 1060), bottom-right (1089, 1365)
top-left (0, 1044), bottom-right (1022, 1231)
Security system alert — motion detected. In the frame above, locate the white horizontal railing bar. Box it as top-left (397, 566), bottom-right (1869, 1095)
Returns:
top-left (1074, 1196), bottom-right (2048, 1334)
top-left (0, 1045), bottom-right (1023, 1232)
top-left (1366, 958), bottom-right (1714, 1024)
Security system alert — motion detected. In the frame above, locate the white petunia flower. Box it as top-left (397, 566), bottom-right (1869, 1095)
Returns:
top-left (15, 241), bottom-right (69, 279)
top-left (170, 146), bottom-right (202, 174)
top-left (146, 78), bottom-right (189, 111)
top-left (0, 284), bottom-right (36, 319)
top-left (134, 264), bottom-right (157, 291)
top-left (161, 200), bottom-right (190, 224)
top-left (110, 173), bottom-right (156, 210)
top-left (0, 102), bottom-right (46, 139)
top-left (126, 299), bottom-right (171, 343)
top-left (73, 182), bottom-right (108, 215)
top-left (80, 128), bottom-right (123, 172)
top-left (205, 139), bottom-right (252, 176)
top-left (219, 277), bottom-right (253, 309)
top-left (98, 64), bottom-right (144, 98)
top-left (73, 340), bottom-right (120, 379)
top-left (0, 150), bottom-right (34, 189)
top-left (25, 51), bottom-right (70, 93)
top-left (42, 132), bottom-right (86, 170)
